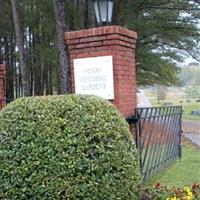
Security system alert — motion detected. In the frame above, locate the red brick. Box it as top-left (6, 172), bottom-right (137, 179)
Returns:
top-left (65, 26), bottom-right (137, 119)
top-left (74, 41), bottom-right (102, 49)
top-left (79, 36), bottom-right (106, 43)
top-left (106, 34), bottom-right (120, 40)
top-left (68, 45), bottom-right (76, 50)
top-left (67, 39), bottom-right (80, 45)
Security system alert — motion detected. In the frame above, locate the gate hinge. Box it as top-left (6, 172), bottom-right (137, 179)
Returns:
top-left (126, 115), bottom-right (139, 124)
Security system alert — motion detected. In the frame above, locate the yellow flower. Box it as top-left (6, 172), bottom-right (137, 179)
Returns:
top-left (183, 187), bottom-right (190, 193)
top-left (171, 197), bottom-right (177, 200)
top-left (187, 191), bottom-right (193, 197)
top-left (187, 196), bottom-right (192, 200)
top-left (182, 195), bottom-right (192, 200)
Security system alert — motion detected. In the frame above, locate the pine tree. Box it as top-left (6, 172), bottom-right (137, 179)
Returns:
top-left (11, 0), bottom-right (30, 96)
top-left (53, 0), bottom-right (71, 94)
top-left (1, 0), bottom-right (200, 98)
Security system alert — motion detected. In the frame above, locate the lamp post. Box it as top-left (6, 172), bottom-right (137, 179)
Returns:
top-left (93, 0), bottom-right (114, 26)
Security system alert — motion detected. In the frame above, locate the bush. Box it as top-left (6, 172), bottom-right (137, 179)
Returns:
top-left (0, 95), bottom-right (141, 199)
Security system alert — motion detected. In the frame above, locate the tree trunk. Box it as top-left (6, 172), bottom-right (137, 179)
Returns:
top-left (53, 0), bottom-right (71, 94)
top-left (11, 0), bottom-right (30, 96)
top-left (0, 0), bottom-right (3, 27)
top-left (83, 0), bottom-right (89, 29)
top-left (5, 34), bottom-right (14, 99)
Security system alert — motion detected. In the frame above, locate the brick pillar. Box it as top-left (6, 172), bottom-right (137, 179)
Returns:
top-left (0, 64), bottom-right (6, 109)
top-left (65, 26), bottom-right (137, 118)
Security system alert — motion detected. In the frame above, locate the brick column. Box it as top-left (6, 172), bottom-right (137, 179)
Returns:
top-left (65, 26), bottom-right (137, 118)
top-left (0, 64), bottom-right (6, 109)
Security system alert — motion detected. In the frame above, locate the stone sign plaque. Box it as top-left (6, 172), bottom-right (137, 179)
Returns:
top-left (74, 56), bottom-right (114, 99)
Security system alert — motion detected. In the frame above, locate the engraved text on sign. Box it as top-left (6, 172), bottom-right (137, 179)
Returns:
top-left (74, 56), bottom-right (114, 99)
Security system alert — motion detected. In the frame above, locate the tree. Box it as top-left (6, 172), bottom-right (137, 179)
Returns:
top-left (53, 0), bottom-right (71, 94)
top-left (194, 67), bottom-right (200, 86)
top-left (113, 0), bottom-right (200, 86)
top-left (0, 0), bottom-right (4, 29)
top-left (157, 85), bottom-right (167, 104)
top-left (1, 0), bottom-right (200, 98)
top-left (180, 64), bottom-right (200, 86)
top-left (185, 86), bottom-right (200, 99)
top-left (11, 0), bottom-right (30, 96)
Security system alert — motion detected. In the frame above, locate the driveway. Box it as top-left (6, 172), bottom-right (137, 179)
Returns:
top-left (182, 120), bottom-right (200, 146)
top-left (182, 120), bottom-right (200, 134)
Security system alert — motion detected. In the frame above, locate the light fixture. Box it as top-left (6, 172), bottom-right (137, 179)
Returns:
top-left (93, 0), bottom-right (114, 26)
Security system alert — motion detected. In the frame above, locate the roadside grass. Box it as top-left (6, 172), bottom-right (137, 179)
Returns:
top-left (183, 104), bottom-right (200, 120)
top-left (148, 141), bottom-right (200, 187)
top-left (143, 89), bottom-right (200, 120)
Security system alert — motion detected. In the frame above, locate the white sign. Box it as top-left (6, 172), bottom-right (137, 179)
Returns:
top-left (74, 56), bottom-right (114, 99)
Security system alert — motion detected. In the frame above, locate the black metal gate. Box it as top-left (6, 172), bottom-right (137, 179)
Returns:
top-left (135, 106), bottom-right (182, 180)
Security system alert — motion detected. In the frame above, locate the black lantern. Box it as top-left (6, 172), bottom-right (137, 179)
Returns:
top-left (93, 0), bottom-right (114, 26)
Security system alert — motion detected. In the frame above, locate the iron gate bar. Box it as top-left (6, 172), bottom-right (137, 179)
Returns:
top-left (149, 107), bottom-right (169, 178)
top-left (150, 107), bottom-right (168, 176)
top-left (156, 107), bottom-right (170, 169)
top-left (142, 108), bottom-right (160, 179)
top-left (166, 107), bottom-right (180, 164)
top-left (144, 107), bottom-right (163, 178)
top-left (139, 108), bottom-right (156, 177)
top-left (154, 107), bottom-right (169, 171)
top-left (162, 107), bottom-right (176, 167)
top-left (140, 109), bottom-right (155, 173)
top-left (162, 107), bottom-right (179, 166)
top-left (134, 106), bottom-right (182, 180)
top-left (173, 107), bottom-right (182, 159)
top-left (167, 112), bottom-right (178, 163)
top-left (141, 108), bottom-right (157, 178)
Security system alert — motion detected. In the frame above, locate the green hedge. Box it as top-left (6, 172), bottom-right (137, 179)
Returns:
top-left (0, 95), bottom-right (141, 199)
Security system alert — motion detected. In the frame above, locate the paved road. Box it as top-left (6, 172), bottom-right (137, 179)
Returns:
top-left (182, 120), bottom-right (200, 146)
top-left (183, 133), bottom-right (200, 146)
top-left (137, 90), bottom-right (152, 107)
top-left (182, 120), bottom-right (200, 133)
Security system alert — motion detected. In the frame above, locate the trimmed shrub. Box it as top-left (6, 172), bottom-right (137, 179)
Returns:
top-left (0, 95), bottom-right (141, 199)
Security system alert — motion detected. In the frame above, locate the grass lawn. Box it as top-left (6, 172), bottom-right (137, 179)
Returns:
top-left (183, 104), bottom-right (200, 120)
top-left (143, 89), bottom-right (200, 121)
top-left (148, 142), bottom-right (200, 187)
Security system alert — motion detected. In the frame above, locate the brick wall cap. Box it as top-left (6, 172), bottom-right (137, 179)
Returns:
top-left (65, 26), bottom-right (137, 40)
